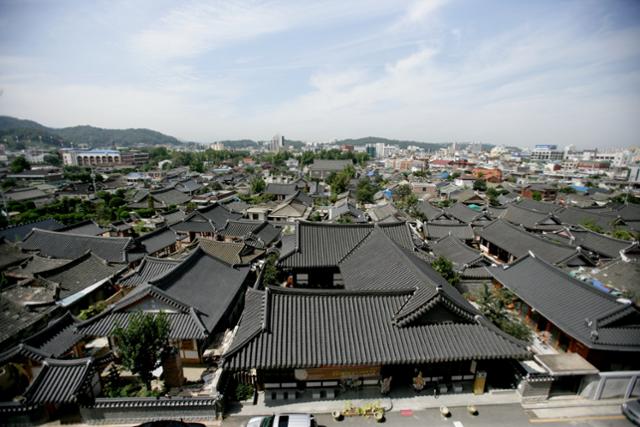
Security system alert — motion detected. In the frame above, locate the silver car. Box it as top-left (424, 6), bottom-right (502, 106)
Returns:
top-left (245, 413), bottom-right (317, 427)
top-left (623, 399), bottom-right (640, 426)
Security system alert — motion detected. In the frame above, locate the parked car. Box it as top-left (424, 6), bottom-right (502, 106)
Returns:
top-left (245, 413), bottom-right (317, 427)
top-left (622, 399), bottom-right (640, 426)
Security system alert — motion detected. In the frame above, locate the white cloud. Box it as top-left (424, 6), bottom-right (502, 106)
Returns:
top-left (130, 0), bottom-right (401, 61)
top-left (406, 0), bottom-right (448, 22)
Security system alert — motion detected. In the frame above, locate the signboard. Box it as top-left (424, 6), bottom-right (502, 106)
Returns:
top-left (294, 365), bottom-right (381, 381)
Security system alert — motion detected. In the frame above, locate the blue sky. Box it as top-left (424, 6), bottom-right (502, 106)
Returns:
top-left (0, 0), bottom-right (639, 148)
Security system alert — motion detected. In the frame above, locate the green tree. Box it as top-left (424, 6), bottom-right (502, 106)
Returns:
top-left (113, 312), bottom-right (170, 389)
top-left (261, 253), bottom-right (280, 287)
top-left (475, 284), bottom-right (531, 342)
top-left (473, 179), bottom-right (487, 192)
top-left (431, 256), bottom-right (460, 287)
top-left (250, 177), bottom-right (266, 194)
top-left (9, 156), bottom-right (31, 173)
top-left (147, 195), bottom-right (155, 210)
top-left (43, 153), bottom-right (62, 167)
top-left (355, 178), bottom-right (379, 204)
top-left (531, 191), bottom-right (542, 201)
top-left (326, 165), bottom-right (355, 195)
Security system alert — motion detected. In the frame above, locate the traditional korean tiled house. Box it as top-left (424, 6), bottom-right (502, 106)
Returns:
top-left (76, 245), bottom-right (252, 363)
top-left (488, 253), bottom-right (640, 371)
top-left (223, 229), bottom-right (530, 399)
top-left (477, 219), bottom-right (595, 267)
top-left (172, 203), bottom-right (241, 242)
top-left (278, 222), bottom-right (415, 287)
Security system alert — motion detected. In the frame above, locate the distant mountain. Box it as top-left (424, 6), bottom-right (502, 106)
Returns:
top-left (335, 137), bottom-right (493, 152)
top-left (0, 116), bottom-right (183, 149)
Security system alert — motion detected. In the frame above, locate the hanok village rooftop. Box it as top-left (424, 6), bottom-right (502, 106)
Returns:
top-left (0, 155), bottom-right (639, 424)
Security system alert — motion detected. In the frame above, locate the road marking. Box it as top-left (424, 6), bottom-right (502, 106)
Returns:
top-left (529, 415), bottom-right (626, 423)
top-left (399, 409), bottom-right (413, 416)
top-left (453, 421), bottom-right (464, 427)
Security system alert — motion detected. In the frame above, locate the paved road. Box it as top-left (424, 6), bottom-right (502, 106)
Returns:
top-left (221, 404), bottom-right (633, 427)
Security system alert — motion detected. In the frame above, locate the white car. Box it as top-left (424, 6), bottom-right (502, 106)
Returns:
top-left (245, 413), bottom-right (317, 427)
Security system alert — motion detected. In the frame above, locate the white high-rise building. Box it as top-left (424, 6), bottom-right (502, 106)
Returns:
top-left (270, 134), bottom-right (284, 152)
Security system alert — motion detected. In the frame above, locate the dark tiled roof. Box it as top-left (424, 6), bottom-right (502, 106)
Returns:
top-left (514, 199), bottom-right (562, 214)
top-left (199, 203), bottom-right (242, 228)
top-left (0, 343), bottom-right (50, 365)
top-left (279, 222), bottom-right (414, 268)
top-left (0, 239), bottom-right (30, 270)
top-left (77, 310), bottom-right (207, 340)
top-left (149, 248), bottom-right (250, 331)
top-left (445, 202), bottom-right (489, 224)
top-left (23, 312), bottom-right (83, 357)
top-left (223, 287), bottom-right (529, 370)
top-left (489, 254), bottom-right (640, 352)
top-left (162, 209), bottom-right (186, 226)
top-left (0, 219), bottom-right (63, 242)
top-left (76, 284), bottom-right (208, 339)
top-left (423, 222), bottom-right (474, 240)
top-left (25, 357), bottom-right (93, 404)
top-left (136, 226), bottom-right (179, 255)
top-left (148, 188), bottom-right (192, 206)
top-left (309, 159), bottom-right (352, 171)
top-left (198, 238), bottom-right (264, 266)
top-left (57, 220), bottom-right (106, 236)
top-left (20, 229), bottom-right (135, 263)
top-left (174, 179), bottom-right (202, 193)
top-left (502, 204), bottom-right (562, 231)
top-left (339, 229), bottom-right (477, 326)
top-left (415, 201), bottom-right (446, 221)
top-left (591, 259), bottom-right (640, 295)
top-left (265, 183), bottom-right (298, 196)
top-left (555, 206), bottom-right (621, 232)
top-left (477, 219), bottom-right (590, 265)
top-left (0, 298), bottom-right (56, 347)
top-left (615, 204), bottom-right (640, 221)
top-left (10, 255), bottom-right (72, 276)
top-left (430, 235), bottom-right (485, 268)
top-left (486, 206), bottom-right (507, 219)
top-left (544, 227), bottom-right (638, 260)
top-left (118, 256), bottom-right (181, 287)
top-left (38, 252), bottom-right (124, 300)
top-left (219, 220), bottom-right (281, 246)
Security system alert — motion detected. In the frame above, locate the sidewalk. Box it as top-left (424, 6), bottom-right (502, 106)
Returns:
top-left (225, 389), bottom-right (521, 417)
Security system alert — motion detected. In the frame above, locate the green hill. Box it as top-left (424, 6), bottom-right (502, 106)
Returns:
top-left (0, 116), bottom-right (183, 149)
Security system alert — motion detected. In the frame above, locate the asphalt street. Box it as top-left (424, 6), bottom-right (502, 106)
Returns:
top-left (221, 404), bottom-right (633, 427)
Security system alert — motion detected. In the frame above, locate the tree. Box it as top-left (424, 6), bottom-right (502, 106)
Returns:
top-left (473, 179), bottom-right (487, 192)
top-left (113, 312), bottom-right (170, 389)
top-left (250, 177), bottom-right (266, 194)
top-left (43, 153), bottom-right (62, 167)
top-left (475, 284), bottom-right (531, 342)
top-left (431, 256), bottom-right (460, 287)
top-left (147, 195), bottom-right (155, 210)
top-left (261, 253), bottom-right (280, 287)
top-left (9, 156), bottom-right (31, 173)
top-left (356, 178), bottom-right (378, 204)
top-left (326, 166), bottom-right (354, 195)
top-left (531, 191), bottom-right (542, 201)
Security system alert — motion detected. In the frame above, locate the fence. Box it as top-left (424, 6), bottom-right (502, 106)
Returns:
top-left (580, 371), bottom-right (640, 401)
top-left (80, 396), bottom-right (222, 424)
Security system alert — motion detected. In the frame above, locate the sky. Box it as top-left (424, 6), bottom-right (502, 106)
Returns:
top-left (0, 0), bottom-right (639, 148)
